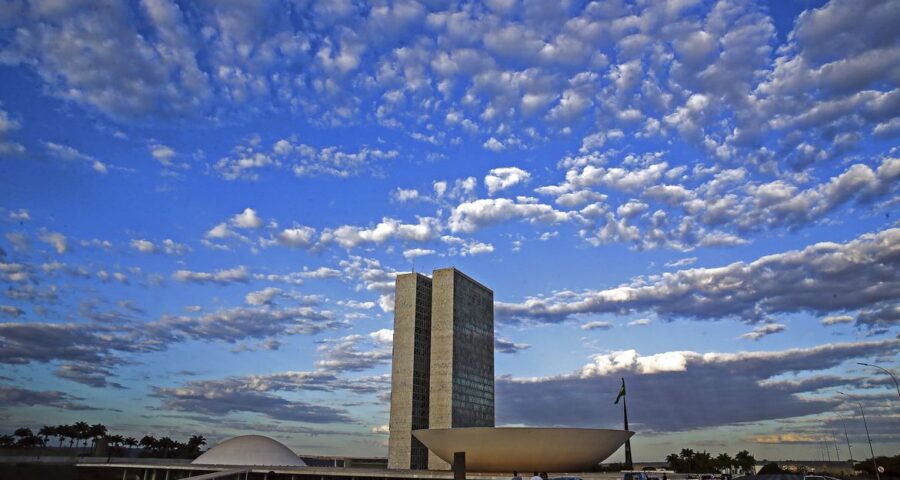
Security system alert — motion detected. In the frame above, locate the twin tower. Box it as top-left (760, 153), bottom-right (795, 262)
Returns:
top-left (387, 268), bottom-right (495, 470)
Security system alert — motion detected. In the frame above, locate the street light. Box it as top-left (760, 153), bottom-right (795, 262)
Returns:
top-left (838, 392), bottom-right (879, 480)
top-left (857, 362), bottom-right (900, 400)
top-left (836, 411), bottom-right (854, 463)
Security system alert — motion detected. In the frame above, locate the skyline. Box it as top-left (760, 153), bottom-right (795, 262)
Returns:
top-left (1, 0), bottom-right (899, 463)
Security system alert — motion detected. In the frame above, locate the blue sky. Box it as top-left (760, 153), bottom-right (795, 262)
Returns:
top-left (1, 0), bottom-right (898, 462)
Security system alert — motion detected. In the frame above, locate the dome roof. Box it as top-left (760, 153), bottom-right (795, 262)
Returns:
top-left (192, 435), bottom-right (307, 467)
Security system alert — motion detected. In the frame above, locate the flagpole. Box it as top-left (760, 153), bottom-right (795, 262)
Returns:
top-left (622, 377), bottom-right (633, 470)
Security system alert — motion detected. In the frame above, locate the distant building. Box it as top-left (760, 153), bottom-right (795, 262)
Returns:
top-left (387, 268), bottom-right (494, 471)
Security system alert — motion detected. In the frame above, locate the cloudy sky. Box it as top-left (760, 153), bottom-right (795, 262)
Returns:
top-left (1, 0), bottom-right (898, 462)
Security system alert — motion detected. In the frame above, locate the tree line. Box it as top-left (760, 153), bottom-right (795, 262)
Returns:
top-left (0, 423), bottom-right (206, 459)
top-left (665, 449), bottom-right (757, 474)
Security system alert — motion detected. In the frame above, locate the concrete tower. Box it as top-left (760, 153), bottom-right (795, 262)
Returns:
top-left (387, 268), bottom-right (494, 471)
top-left (387, 273), bottom-right (433, 470)
top-left (427, 268), bottom-right (494, 470)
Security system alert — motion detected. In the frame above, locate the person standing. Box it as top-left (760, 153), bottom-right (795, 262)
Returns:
top-left (531, 472), bottom-right (542, 480)
top-left (512, 471), bottom-right (523, 480)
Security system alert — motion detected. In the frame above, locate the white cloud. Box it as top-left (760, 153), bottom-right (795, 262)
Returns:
top-left (665, 257), bottom-right (697, 268)
top-left (44, 142), bottom-right (107, 174)
top-left (581, 321), bottom-right (612, 331)
top-left (821, 315), bottom-right (853, 326)
top-left (245, 287), bottom-right (283, 306)
top-left (369, 329), bottom-right (393, 344)
top-left (130, 239), bottom-right (158, 253)
top-left (323, 217), bottom-right (439, 249)
top-left (172, 266), bottom-right (249, 284)
top-left (8, 209), bottom-right (30, 221)
top-left (0, 108), bottom-right (25, 156)
top-left (231, 208), bottom-right (263, 229)
top-left (38, 231), bottom-right (68, 254)
top-left (497, 228), bottom-right (900, 326)
top-left (403, 248), bottom-right (435, 260)
top-left (483, 137), bottom-right (505, 152)
top-left (278, 227), bottom-right (316, 248)
top-left (393, 188), bottom-right (421, 202)
top-left (485, 167), bottom-right (531, 195)
top-left (740, 323), bottom-right (787, 341)
top-left (206, 222), bottom-right (232, 239)
top-left (449, 197), bottom-right (573, 233)
top-left (151, 144), bottom-right (176, 166)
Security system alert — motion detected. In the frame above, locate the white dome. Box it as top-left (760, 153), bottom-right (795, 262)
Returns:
top-left (192, 435), bottom-right (307, 467)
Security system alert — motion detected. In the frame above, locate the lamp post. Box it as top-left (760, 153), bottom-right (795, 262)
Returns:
top-left (857, 362), bottom-right (900, 400)
top-left (835, 412), bottom-right (853, 463)
top-left (838, 392), bottom-right (879, 480)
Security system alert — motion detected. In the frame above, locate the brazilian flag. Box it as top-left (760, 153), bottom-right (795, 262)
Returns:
top-left (614, 378), bottom-right (626, 404)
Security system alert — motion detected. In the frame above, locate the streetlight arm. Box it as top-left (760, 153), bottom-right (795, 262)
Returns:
top-left (857, 362), bottom-right (900, 400)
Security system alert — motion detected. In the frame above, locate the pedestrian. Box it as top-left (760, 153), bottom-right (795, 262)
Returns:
top-left (663, 473), bottom-right (667, 480)
top-left (531, 472), bottom-right (542, 480)
top-left (541, 472), bottom-right (549, 480)
top-left (513, 471), bottom-right (523, 480)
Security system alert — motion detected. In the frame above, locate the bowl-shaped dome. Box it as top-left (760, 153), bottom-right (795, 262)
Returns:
top-left (413, 427), bottom-right (633, 472)
top-left (192, 435), bottom-right (306, 467)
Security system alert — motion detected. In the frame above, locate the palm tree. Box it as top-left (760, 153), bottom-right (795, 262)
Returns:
top-left (694, 451), bottom-right (713, 472)
top-left (139, 435), bottom-right (157, 454)
top-left (716, 453), bottom-right (733, 473)
top-left (680, 448), bottom-right (696, 472)
top-left (734, 450), bottom-right (755, 475)
top-left (186, 435), bottom-right (206, 455)
top-left (666, 453), bottom-right (682, 472)
top-left (88, 424), bottom-right (107, 451)
top-left (13, 427), bottom-right (33, 439)
top-left (72, 422), bottom-right (90, 450)
top-left (38, 426), bottom-right (55, 448)
top-left (124, 437), bottom-right (137, 451)
top-left (0, 434), bottom-right (14, 447)
top-left (108, 434), bottom-right (124, 452)
top-left (55, 424), bottom-right (68, 448)
top-left (156, 436), bottom-right (176, 458)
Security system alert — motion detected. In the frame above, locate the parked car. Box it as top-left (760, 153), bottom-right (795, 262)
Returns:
top-left (623, 472), bottom-right (651, 480)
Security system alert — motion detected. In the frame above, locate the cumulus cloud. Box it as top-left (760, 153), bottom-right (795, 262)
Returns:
top-left (821, 315), bottom-right (854, 326)
top-left (497, 228), bottom-right (900, 325)
top-left (485, 167), bottom-right (531, 195)
top-left (0, 385), bottom-right (96, 411)
top-left (277, 226), bottom-right (317, 248)
top-left (130, 238), bottom-right (188, 255)
top-left (740, 323), bottom-right (788, 341)
top-left (172, 266), bottom-right (249, 284)
top-left (38, 231), bottom-right (68, 254)
top-left (315, 333), bottom-right (392, 373)
top-left (495, 337), bottom-right (530, 354)
top-left (44, 142), bottom-right (107, 174)
top-left (153, 381), bottom-right (352, 423)
top-left (0, 108), bottom-right (25, 156)
top-left (581, 321), bottom-right (613, 331)
top-left (450, 197), bottom-right (574, 233)
top-left (7, 209), bottom-right (30, 222)
top-left (245, 287), bottom-right (284, 306)
top-left (231, 208), bottom-right (264, 229)
top-left (402, 248), bottom-right (435, 260)
top-left (322, 217), bottom-right (440, 249)
top-left (497, 338), bottom-right (900, 432)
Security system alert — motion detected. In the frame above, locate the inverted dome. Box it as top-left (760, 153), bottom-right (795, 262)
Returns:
top-left (413, 427), bottom-right (633, 472)
top-left (192, 435), bottom-right (307, 467)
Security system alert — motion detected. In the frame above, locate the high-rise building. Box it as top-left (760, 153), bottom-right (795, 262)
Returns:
top-left (387, 268), bottom-right (494, 471)
top-left (387, 272), bottom-right (433, 470)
